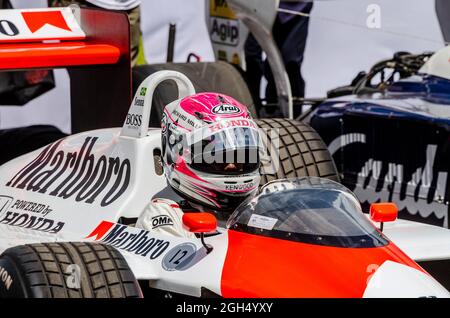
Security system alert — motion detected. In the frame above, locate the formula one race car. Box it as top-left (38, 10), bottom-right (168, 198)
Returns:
top-left (307, 46), bottom-right (450, 231)
top-left (0, 70), bottom-right (450, 298)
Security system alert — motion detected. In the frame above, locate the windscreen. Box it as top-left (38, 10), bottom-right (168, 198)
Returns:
top-left (227, 177), bottom-right (389, 248)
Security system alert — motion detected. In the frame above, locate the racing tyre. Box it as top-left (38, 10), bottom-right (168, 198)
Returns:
top-left (0, 242), bottom-right (142, 298)
top-left (256, 118), bottom-right (340, 187)
top-left (0, 125), bottom-right (67, 165)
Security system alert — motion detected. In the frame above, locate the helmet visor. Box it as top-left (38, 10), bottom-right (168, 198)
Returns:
top-left (185, 120), bottom-right (262, 175)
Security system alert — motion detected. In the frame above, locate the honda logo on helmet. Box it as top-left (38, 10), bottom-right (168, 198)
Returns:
top-left (212, 104), bottom-right (241, 114)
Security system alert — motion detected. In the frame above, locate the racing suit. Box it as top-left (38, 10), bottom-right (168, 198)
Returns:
top-left (136, 198), bottom-right (195, 238)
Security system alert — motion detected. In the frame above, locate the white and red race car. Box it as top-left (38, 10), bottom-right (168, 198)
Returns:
top-left (0, 70), bottom-right (449, 298)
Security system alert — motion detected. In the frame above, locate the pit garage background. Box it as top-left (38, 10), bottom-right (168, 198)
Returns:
top-left (0, 0), bottom-right (446, 134)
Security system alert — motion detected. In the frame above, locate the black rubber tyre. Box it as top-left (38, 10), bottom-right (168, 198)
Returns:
top-left (0, 125), bottom-right (67, 165)
top-left (256, 118), bottom-right (340, 187)
top-left (132, 62), bottom-right (257, 127)
top-left (0, 242), bottom-right (142, 298)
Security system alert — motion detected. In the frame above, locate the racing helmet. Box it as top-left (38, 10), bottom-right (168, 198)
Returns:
top-left (161, 92), bottom-right (262, 212)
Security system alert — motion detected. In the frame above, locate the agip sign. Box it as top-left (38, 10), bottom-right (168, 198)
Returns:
top-left (209, 0), bottom-right (248, 66)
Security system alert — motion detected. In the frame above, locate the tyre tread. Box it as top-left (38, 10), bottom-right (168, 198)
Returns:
top-left (0, 242), bottom-right (141, 298)
top-left (256, 118), bottom-right (339, 187)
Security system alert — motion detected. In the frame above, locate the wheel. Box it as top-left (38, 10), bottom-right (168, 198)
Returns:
top-left (0, 242), bottom-right (142, 298)
top-left (256, 118), bottom-right (340, 187)
top-left (132, 61), bottom-right (257, 127)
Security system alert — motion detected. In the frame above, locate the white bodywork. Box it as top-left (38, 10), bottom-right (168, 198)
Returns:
top-left (363, 261), bottom-right (449, 298)
top-left (382, 219), bottom-right (450, 262)
top-left (419, 45), bottom-right (450, 81)
top-left (0, 8), bottom-right (85, 42)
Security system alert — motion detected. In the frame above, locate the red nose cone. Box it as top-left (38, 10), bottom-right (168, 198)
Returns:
top-left (220, 230), bottom-right (421, 298)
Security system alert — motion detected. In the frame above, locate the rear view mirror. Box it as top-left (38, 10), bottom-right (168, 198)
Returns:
top-left (182, 213), bottom-right (217, 233)
top-left (370, 203), bottom-right (398, 231)
top-left (182, 213), bottom-right (217, 254)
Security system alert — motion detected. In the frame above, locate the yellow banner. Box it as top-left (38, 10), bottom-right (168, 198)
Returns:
top-left (210, 0), bottom-right (236, 19)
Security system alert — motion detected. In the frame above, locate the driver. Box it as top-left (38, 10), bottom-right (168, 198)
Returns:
top-left (136, 93), bottom-right (262, 238)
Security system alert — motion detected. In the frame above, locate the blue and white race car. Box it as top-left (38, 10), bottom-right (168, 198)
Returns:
top-left (307, 47), bottom-right (450, 287)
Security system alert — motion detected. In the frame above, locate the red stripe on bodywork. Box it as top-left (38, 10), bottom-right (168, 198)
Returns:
top-left (86, 221), bottom-right (114, 240)
top-left (221, 230), bottom-right (423, 298)
top-left (22, 11), bottom-right (72, 33)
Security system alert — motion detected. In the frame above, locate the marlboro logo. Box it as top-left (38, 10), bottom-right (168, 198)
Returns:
top-left (21, 11), bottom-right (72, 33)
top-left (6, 137), bottom-right (131, 207)
top-left (87, 221), bottom-right (170, 260)
top-left (0, 8), bottom-right (85, 42)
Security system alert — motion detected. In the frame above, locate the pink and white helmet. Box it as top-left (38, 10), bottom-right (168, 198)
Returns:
top-left (161, 92), bottom-right (262, 211)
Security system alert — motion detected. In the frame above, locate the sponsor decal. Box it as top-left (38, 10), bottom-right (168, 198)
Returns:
top-left (210, 17), bottom-right (239, 46)
top-left (133, 96), bottom-right (144, 107)
top-left (0, 211), bottom-right (64, 234)
top-left (151, 215), bottom-right (174, 229)
top-left (6, 137), bottom-right (131, 207)
top-left (225, 183), bottom-right (255, 191)
top-left (330, 133), bottom-right (449, 227)
top-left (187, 118), bottom-right (197, 127)
top-left (208, 119), bottom-right (257, 133)
top-left (125, 113), bottom-right (142, 128)
top-left (87, 221), bottom-right (170, 260)
top-left (328, 133), bottom-right (366, 156)
top-left (21, 11), bottom-right (71, 33)
top-left (171, 109), bottom-right (200, 128)
top-left (0, 20), bottom-right (19, 36)
top-left (0, 198), bottom-right (63, 234)
top-left (172, 109), bottom-right (188, 122)
top-left (209, 0), bottom-right (238, 46)
top-left (10, 199), bottom-right (53, 216)
top-left (212, 104), bottom-right (240, 115)
top-left (0, 9), bottom-right (85, 42)
top-left (0, 11), bottom-right (70, 37)
top-left (162, 243), bottom-right (197, 271)
top-left (356, 144), bottom-right (448, 226)
top-left (0, 266), bottom-right (13, 291)
top-left (140, 87), bottom-right (147, 96)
